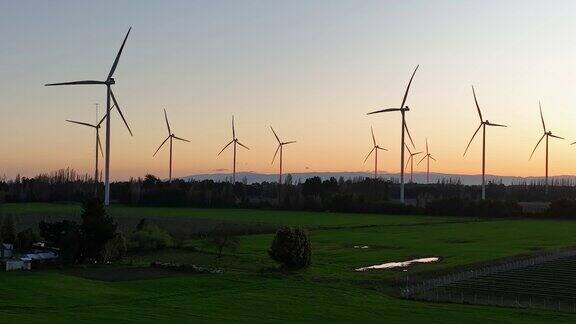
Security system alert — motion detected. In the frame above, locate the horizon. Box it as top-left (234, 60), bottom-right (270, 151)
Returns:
top-left (3, 1), bottom-right (576, 180)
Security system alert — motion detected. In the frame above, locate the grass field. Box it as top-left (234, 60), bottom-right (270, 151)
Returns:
top-left (0, 202), bottom-right (457, 227)
top-left (1, 203), bottom-right (576, 322)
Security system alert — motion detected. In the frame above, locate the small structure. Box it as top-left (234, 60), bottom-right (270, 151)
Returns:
top-left (1, 244), bottom-right (13, 259)
top-left (3, 245), bottom-right (59, 271)
top-left (19, 249), bottom-right (59, 264)
top-left (5, 259), bottom-right (31, 271)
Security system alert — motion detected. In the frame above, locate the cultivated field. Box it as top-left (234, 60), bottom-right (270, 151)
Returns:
top-left (1, 203), bottom-right (576, 322)
top-left (416, 254), bottom-right (576, 312)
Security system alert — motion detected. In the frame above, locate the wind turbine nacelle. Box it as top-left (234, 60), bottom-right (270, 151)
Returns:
top-left (107, 78), bottom-right (116, 85)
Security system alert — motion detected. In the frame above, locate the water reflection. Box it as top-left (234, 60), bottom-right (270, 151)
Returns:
top-left (355, 257), bottom-right (439, 271)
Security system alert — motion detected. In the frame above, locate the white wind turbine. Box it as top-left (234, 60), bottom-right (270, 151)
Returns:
top-left (65, 105), bottom-right (113, 193)
top-left (367, 65), bottom-right (418, 203)
top-left (270, 126), bottom-right (296, 184)
top-left (153, 109), bottom-right (190, 182)
top-left (463, 86), bottom-right (507, 200)
top-left (418, 138), bottom-right (436, 184)
top-left (46, 27), bottom-right (133, 206)
top-left (405, 144), bottom-right (422, 183)
top-left (530, 102), bottom-right (564, 194)
top-left (363, 127), bottom-right (388, 179)
top-left (218, 116), bottom-right (249, 183)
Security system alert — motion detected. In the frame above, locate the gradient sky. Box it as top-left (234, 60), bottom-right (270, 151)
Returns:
top-left (2, 1), bottom-right (576, 180)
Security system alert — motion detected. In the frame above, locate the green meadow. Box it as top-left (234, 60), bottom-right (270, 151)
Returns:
top-left (1, 203), bottom-right (576, 322)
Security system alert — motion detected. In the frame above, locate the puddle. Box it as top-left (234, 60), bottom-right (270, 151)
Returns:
top-left (355, 257), bottom-right (439, 271)
top-left (353, 245), bottom-right (369, 249)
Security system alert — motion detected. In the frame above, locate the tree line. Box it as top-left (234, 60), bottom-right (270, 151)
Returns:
top-left (4, 168), bottom-right (576, 218)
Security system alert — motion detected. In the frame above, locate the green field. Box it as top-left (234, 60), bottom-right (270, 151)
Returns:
top-left (1, 203), bottom-right (576, 323)
top-left (0, 202), bottom-right (457, 227)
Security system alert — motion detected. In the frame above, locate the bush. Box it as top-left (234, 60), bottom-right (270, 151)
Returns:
top-left (101, 233), bottom-right (128, 262)
top-left (425, 198), bottom-right (522, 218)
top-left (0, 215), bottom-right (16, 244)
top-left (79, 199), bottom-right (117, 262)
top-left (130, 221), bottom-right (174, 251)
top-left (39, 220), bottom-right (81, 263)
top-left (548, 199), bottom-right (576, 218)
top-left (268, 226), bottom-right (311, 270)
top-left (16, 228), bottom-right (40, 251)
top-left (205, 223), bottom-right (240, 258)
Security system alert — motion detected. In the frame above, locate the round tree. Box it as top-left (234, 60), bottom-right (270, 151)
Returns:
top-left (268, 226), bottom-right (311, 270)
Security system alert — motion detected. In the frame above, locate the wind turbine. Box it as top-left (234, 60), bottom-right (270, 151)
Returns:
top-left (45, 27), bottom-right (133, 206)
top-left (405, 144), bottom-right (422, 183)
top-left (270, 126), bottom-right (296, 184)
top-left (367, 65), bottom-right (418, 203)
top-left (65, 105), bottom-right (113, 193)
top-left (530, 102), bottom-right (564, 194)
top-left (218, 116), bottom-right (249, 183)
top-left (363, 127), bottom-right (388, 179)
top-left (463, 86), bottom-right (507, 200)
top-left (418, 138), bottom-right (436, 184)
top-left (153, 109), bottom-right (190, 182)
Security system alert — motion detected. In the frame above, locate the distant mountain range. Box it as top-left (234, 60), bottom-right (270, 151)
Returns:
top-left (179, 171), bottom-right (576, 186)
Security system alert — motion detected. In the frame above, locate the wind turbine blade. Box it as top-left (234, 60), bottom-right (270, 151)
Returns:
top-left (271, 145), bottom-right (281, 164)
top-left (236, 140), bottom-right (250, 150)
top-left (417, 155), bottom-right (427, 165)
top-left (363, 147), bottom-right (376, 163)
top-left (429, 155), bottom-right (437, 162)
top-left (549, 134), bottom-right (564, 140)
top-left (400, 65), bottom-right (419, 109)
top-left (45, 80), bottom-right (106, 86)
top-left (471, 85), bottom-right (483, 122)
top-left (377, 147), bottom-right (388, 151)
top-left (283, 141), bottom-right (297, 145)
top-left (164, 109), bottom-right (171, 135)
top-left (426, 138), bottom-right (429, 154)
top-left (152, 136), bottom-right (170, 157)
top-left (232, 116), bottom-right (235, 139)
top-left (404, 120), bottom-right (416, 148)
top-left (571, 141), bottom-right (576, 145)
top-left (463, 123), bottom-right (483, 156)
top-left (108, 27), bottom-right (132, 80)
top-left (97, 133), bottom-right (104, 158)
top-left (529, 134), bottom-right (546, 160)
top-left (218, 140), bottom-right (234, 156)
top-left (270, 126), bottom-right (280, 144)
top-left (405, 156), bottom-right (412, 170)
top-left (404, 143), bottom-right (412, 155)
top-left (366, 108), bottom-right (402, 115)
top-left (173, 135), bottom-right (190, 142)
top-left (539, 102), bottom-right (546, 132)
top-left (413, 151), bottom-right (423, 156)
top-left (486, 122), bottom-right (507, 127)
top-left (66, 120), bottom-right (97, 128)
top-left (371, 127), bottom-right (376, 146)
top-left (97, 104), bottom-right (115, 126)
top-left (110, 89), bottom-right (133, 136)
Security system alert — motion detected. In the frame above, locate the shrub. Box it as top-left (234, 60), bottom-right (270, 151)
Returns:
top-left (130, 221), bottom-right (174, 251)
top-left (548, 199), bottom-right (576, 218)
top-left (80, 199), bottom-right (117, 262)
top-left (268, 226), bottom-right (311, 270)
top-left (205, 223), bottom-right (240, 258)
top-left (39, 220), bottom-right (81, 263)
top-left (16, 228), bottom-right (40, 251)
top-left (101, 233), bottom-right (128, 262)
top-left (0, 215), bottom-right (16, 244)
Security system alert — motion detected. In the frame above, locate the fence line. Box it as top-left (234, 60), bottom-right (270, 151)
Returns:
top-left (401, 249), bottom-right (576, 299)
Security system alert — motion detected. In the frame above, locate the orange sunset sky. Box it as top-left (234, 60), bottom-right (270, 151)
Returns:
top-left (2, 1), bottom-right (576, 180)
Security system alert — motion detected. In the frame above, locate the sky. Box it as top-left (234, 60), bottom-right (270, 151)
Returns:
top-left (2, 0), bottom-right (576, 180)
